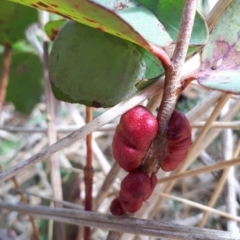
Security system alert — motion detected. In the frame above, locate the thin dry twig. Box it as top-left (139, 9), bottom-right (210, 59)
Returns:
top-left (94, 162), bottom-right (121, 210)
top-left (43, 42), bottom-right (63, 204)
top-left (0, 123), bottom-right (117, 133)
top-left (0, 203), bottom-right (239, 240)
top-left (221, 103), bottom-right (238, 232)
top-left (198, 140), bottom-right (240, 228)
top-left (157, 192), bottom-right (240, 223)
top-left (196, 99), bottom-right (240, 159)
top-left (43, 41), bottom-right (65, 239)
top-left (2, 121), bottom-right (240, 134)
top-left (186, 91), bottom-right (223, 123)
top-left (192, 121), bottom-right (240, 129)
top-left (157, 158), bottom-right (240, 184)
top-left (0, 168), bottom-right (37, 197)
top-left (14, 189), bottom-right (84, 210)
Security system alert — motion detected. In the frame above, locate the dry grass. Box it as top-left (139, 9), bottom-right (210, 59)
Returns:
top-left (0, 0), bottom-right (240, 239)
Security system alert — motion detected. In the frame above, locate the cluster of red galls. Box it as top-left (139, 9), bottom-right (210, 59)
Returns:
top-left (110, 106), bottom-right (191, 216)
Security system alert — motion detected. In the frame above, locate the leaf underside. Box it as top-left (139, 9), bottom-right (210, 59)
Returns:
top-left (8, 0), bottom-right (172, 51)
top-left (197, 0), bottom-right (240, 94)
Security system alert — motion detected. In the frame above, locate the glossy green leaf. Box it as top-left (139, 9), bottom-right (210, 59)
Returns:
top-left (0, 0), bottom-right (38, 44)
top-left (8, 0), bottom-right (169, 52)
top-left (197, 0), bottom-right (240, 94)
top-left (0, 52), bottom-right (43, 114)
top-left (49, 21), bottom-right (162, 107)
top-left (136, 0), bottom-right (208, 46)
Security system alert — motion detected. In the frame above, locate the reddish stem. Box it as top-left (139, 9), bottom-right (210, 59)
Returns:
top-left (84, 106), bottom-right (93, 240)
top-left (148, 42), bottom-right (172, 70)
top-left (0, 44), bottom-right (12, 116)
top-left (181, 71), bottom-right (199, 91)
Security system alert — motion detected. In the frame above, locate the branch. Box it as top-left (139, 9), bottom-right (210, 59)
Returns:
top-left (0, 203), bottom-right (238, 240)
top-left (141, 0), bottom-right (198, 174)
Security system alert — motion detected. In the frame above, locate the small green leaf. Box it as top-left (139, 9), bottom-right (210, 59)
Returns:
top-left (12, 40), bottom-right (36, 53)
top-left (45, 19), bottom-right (66, 40)
top-left (49, 21), bottom-right (162, 107)
top-left (0, 52), bottom-right (43, 114)
top-left (135, 77), bottom-right (159, 91)
top-left (137, 46), bottom-right (164, 79)
top-left (136, 0), bottom-right (208, 46)
top-left (197, 0), bottom-right (240, 93)
top-left (0, 0), bottom-right (38, 44)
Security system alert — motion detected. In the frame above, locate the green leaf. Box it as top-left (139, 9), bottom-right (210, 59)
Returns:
top-left (197, 0), bottom-right (240, 93)
top-left (8, 0), bottom-right (170, 52)
top-left (12, 40), bottom-right (36, 53)
top-left (0, 0), bottom-right (38, 44)
top-left (196, 70), bottom-right (240, 94)
top-left (136, 0), bottom-right (208, 46)
top-left (93, 0), bottom-right (172, 47)
top-left (135, 76), bottom-right (159, 91)
top-left (0, 52), bottom-right (43, 114)
top-left (137, 46), bottom-right (164, 79)
top-left (51, 82), bottom-right (78, 104)
top-left (49, 21), bottom-right (162, 107)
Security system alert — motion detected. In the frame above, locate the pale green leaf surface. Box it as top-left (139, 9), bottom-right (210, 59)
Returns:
top-left (93, 0), bottom-right (172, 47)
top-left (8, 0), bottom-right (167, 51)
top-left (136, 0), bottom-right (208, 46)
top-left (196, 70), bottom-right (240, 94)
top-left (198, 0), bottom-right (240, 93)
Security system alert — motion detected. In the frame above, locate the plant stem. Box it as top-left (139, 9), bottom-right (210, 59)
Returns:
top-left (84, 106), bottom-right (93, 240)
top-left (148, 43), bottom-right (172, 69)
top-left (141, 0), bottom-right (198, 174)
top-left (0, 44), bottom-right (12, 117)
top-left (43, 41), bottom-right (65, 240)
